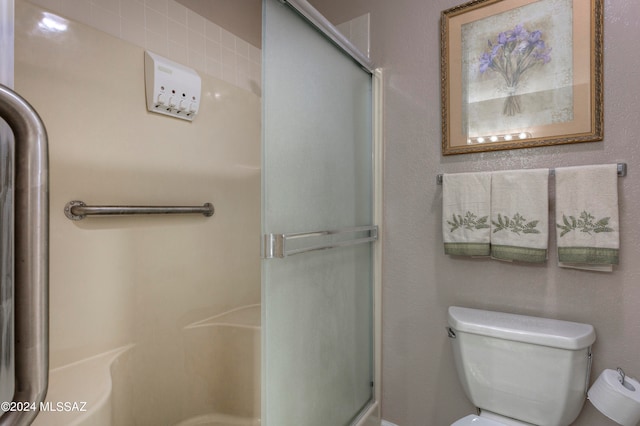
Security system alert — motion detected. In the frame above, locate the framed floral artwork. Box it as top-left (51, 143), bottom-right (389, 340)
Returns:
top-left (440, 0), bottom-right (603, 155)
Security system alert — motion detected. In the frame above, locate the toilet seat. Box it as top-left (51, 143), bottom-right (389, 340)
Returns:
top-left (451, 414), bottom-right (506, 426)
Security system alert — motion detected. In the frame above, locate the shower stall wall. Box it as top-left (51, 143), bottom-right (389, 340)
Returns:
top-left (10, 0), bottom-right (261, 424)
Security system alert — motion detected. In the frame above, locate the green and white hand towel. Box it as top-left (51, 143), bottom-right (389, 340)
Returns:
top-left (490, 169), bottom-right (549, 263)
top-left (555, 164), bottom-right (619, 271)
top-left (443, 172), bottom-right (491, 256)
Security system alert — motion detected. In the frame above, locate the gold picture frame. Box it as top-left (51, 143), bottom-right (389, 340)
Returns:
top-left (441, 0), bottom-right (603, 155)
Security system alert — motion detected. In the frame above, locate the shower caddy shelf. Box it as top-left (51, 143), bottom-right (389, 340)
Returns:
top-left (64, 200), bottom-right (214, 221)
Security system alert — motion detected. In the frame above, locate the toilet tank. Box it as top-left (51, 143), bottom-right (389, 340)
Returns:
top-left (447, 307), bottom-right (596, 426)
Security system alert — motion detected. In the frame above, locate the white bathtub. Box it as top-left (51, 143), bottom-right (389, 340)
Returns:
top-left (32, 305), bottom-right (261, 426)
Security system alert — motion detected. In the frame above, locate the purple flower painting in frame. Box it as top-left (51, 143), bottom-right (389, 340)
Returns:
top-left (440, 0), bottom-right (603, 155)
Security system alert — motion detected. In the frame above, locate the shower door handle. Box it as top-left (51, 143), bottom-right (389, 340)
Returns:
top-left (263, 225), bottom-right (378, 258)
top-left (0, 84), bottom-right (49, 426)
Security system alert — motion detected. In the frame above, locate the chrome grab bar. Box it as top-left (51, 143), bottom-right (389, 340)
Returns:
top-left (263, 225), bottom-right (378, 259)
top-left (64, 201), bottom-right (214, 221)
top-left (0, 84), bottom-right (49, 425)
top-left (435, 162), bottom-right (628, 185)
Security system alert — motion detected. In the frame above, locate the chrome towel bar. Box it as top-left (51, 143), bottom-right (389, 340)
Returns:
top-left (64, 200), bottom-right (214, 221)
top-left (263, 225), bottom-right (378, 259)
top-left (435, 162), bottom-right (627, 185)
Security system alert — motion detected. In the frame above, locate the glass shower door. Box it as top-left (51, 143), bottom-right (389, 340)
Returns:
top-left (262, 0), bottom-right (375, 425)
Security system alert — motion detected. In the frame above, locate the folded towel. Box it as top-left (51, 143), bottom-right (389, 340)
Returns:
top-left (490, 169), bottom-right (549, 263)
top-left (555, 164), bottom-right (620, 271)
top-left (443, 172), bottom-right (492, 256)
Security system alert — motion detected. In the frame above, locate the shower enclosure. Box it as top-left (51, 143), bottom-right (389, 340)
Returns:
top-left (1, 0), bottom-right (380, 424)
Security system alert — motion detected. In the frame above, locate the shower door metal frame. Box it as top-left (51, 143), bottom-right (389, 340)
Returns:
top-left (285, 0), bottom-right (373, 72)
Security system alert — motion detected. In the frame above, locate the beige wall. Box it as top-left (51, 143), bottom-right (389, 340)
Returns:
top-left (15, 0), bottom-right (260, 381)
top-left (320, 0), bottom-right (640, 425)
top-left (176, 0), bottom-right (261, 48)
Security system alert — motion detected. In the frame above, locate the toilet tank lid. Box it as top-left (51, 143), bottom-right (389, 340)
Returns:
top-left (448, 306), bottom-right (595, 350)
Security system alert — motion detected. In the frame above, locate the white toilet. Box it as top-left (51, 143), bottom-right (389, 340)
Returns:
top-left (447, 306), bottom-right (596, 426)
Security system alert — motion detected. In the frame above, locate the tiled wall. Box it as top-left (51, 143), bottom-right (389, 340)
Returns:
top-left (26, 0), bottom-right (262, 94)
top-left (17, 0), bottom-right (262, 379)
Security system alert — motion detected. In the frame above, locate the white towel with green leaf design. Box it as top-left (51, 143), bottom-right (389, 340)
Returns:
top-left (490, 169), bottom-right (549, 263)
top-left (555, 164), bottom-right (619, 271)
top-left (443, 172), bottom-right (491, 256)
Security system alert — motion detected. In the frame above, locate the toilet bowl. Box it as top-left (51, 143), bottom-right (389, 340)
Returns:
top-left (447, 306), bottom-right (596, 426)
